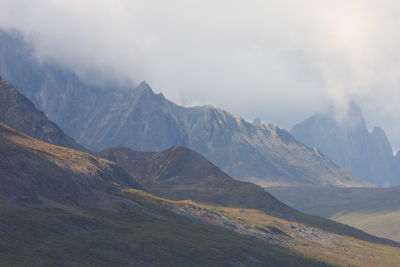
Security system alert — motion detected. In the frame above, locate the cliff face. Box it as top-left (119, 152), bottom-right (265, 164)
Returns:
top-left (0, 29), bottom-right (367, 187)
top-left (291, 102), bottom-right (400, 186)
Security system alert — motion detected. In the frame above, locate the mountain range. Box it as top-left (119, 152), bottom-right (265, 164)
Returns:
top-left (0, 29), bottom-right (367, 188)
top-left (1, 81), bottom-right (400, 266)
top-left (291, 102), bottom-right (400, 186)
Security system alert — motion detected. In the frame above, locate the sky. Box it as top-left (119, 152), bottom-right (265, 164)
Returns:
top-left (1, 0), bottom-right (400, 150)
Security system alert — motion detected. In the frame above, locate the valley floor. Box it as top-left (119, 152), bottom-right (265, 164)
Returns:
top-left (267, 186), bottom-right (400, 243)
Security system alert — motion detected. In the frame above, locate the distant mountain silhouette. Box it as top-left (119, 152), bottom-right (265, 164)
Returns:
top-left (291, 102), bottom-right (400, 186)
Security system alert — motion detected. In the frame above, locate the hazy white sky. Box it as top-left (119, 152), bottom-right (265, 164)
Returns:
top-left (1, 0), bottom-right (400, 149)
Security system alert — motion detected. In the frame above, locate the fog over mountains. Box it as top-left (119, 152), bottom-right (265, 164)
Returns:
top-left (291, 102), bottom-right (400, 186)
top-left (1, 29), bottom-right (398, 187)
top-left (2, 1), bottom-right (400, 151)
top-left (0, 30), bottom-right (365, 187)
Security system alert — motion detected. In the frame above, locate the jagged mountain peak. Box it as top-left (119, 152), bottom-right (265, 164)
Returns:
top-left (131, 81), bottom-right (169, 103)
top-left (328, 101), bottom-right (368, 132)
top-left (291, 102), bottom-right (400, 186)
top-left (347, 101), bottom-right (363, 118)
top-left (371, 126), bottom-right (386, 136)
top-left (319, 101), bottom-right (365, 127)
top-left (134, 80), bottom-right (155, 94)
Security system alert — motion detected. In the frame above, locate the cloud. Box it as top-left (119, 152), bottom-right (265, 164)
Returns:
top-left (1, 0), bottom-right (400, 149)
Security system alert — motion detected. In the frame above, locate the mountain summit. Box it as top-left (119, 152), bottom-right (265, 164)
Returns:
top-left (291, 102), bottom-right (400, 186)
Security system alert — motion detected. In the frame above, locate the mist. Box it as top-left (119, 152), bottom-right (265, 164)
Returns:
top-left (1, 0), bottom-right (400, 149)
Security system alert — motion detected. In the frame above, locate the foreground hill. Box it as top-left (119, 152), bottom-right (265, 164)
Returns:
top-left (268, 186), bottom-right (400, 242)
top-left (0, 77), bottom-right (85, 151)
top-left (0, 29), bottom-right (367, 187)
top-left (291, 102), bottom-right (400, 186)
top-left (1, 124), bottom-right (400, 266)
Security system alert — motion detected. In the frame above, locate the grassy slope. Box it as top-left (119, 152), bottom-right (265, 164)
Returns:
top-left (0, 206), bottom-right (327, 267)
top-left (122, 189), bottom-right (400, 267)
top-left (3, 189), bottom-right (400, 267)
top-left (267, 186), bottom-right (400, 242)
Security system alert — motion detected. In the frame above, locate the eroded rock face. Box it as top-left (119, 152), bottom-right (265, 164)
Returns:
top-left (291, 102), bottom-right (400, 186)
top-left (0, 29), bottom-right (365, 187)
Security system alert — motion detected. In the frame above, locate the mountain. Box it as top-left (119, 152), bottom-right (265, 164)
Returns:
top-left (0, 77), bottom-right (85, 151)
top-left (0, 30), bottom-right (367, 187)
top-left (99, 146), bottom-right (296, 213)
top-left (268, 186), bottom-right (400, 242)
top-left (291, 102), bottom-right (400, 186)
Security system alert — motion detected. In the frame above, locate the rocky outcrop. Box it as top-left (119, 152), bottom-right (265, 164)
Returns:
top-left (291, 102), bottom-right (400, 186)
